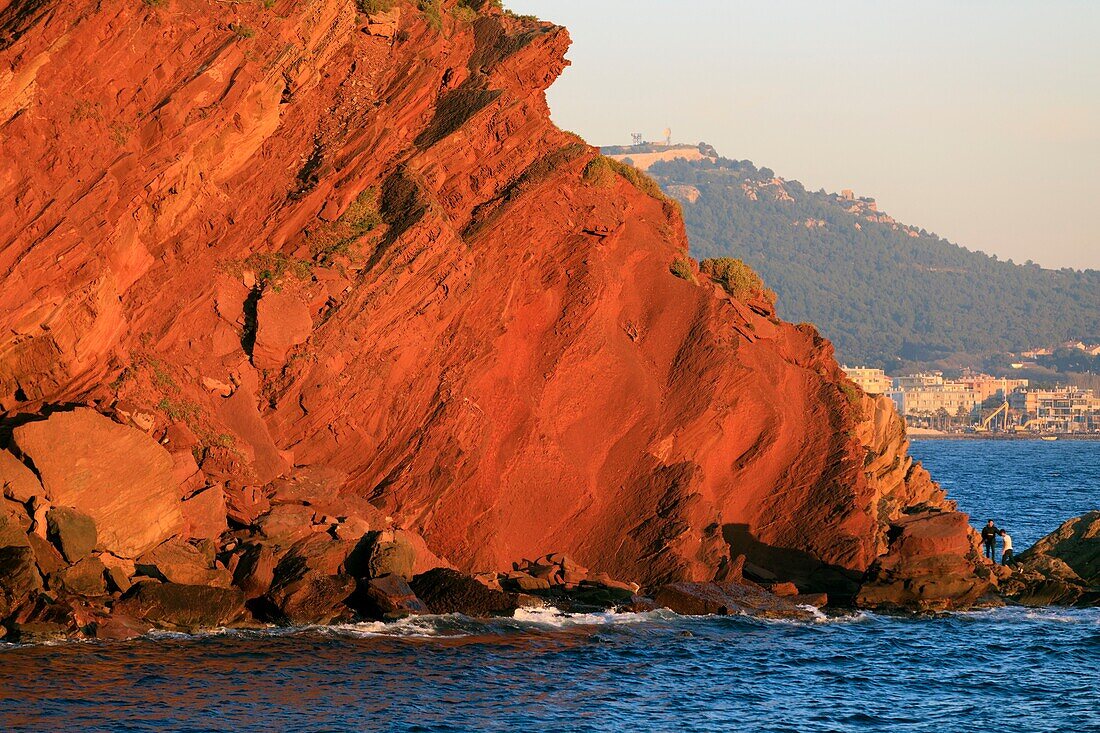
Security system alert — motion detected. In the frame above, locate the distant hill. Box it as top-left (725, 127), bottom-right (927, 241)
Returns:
top-left (630, 148), bottom-right (1100, 370)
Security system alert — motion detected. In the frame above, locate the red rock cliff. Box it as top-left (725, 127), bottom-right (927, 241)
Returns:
top-left (0, 0), bottom-right (979, 600)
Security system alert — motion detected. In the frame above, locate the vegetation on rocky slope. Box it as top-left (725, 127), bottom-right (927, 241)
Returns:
top-left (648, 156), bottom-right (1100, 369)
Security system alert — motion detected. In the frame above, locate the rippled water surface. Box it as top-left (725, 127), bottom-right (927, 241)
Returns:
top-left (1, 441), bottom-right (1097, 732)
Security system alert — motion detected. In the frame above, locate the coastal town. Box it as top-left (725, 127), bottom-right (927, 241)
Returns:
top-left (843, 365), bottom-right (1100, 435)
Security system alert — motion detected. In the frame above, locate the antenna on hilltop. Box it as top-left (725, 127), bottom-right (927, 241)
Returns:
top-left (663, 127), bottom-right (672, 146)
top-left (631, 132), bottom-right (645, 147)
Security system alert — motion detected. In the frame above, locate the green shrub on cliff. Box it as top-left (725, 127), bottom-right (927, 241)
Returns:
top-left (582, 155), bottom-right (670, 203)
top-left (670, 257), bottom-right (696, 283)
top-left (646, 154), bottom-right (1100, 368)
top-left (699, 257), bottom-right (775, 304)
top-left (357, 0), bottom-right (393, 13)
top-left (418, 0), bottom-right (443, 29)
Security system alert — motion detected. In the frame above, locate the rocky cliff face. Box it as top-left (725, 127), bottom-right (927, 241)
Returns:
top-left (0, 0), bottom-right (981, 619)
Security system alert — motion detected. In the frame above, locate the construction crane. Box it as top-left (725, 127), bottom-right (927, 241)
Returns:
top-left (976, 400), bottom-right (1009, 432)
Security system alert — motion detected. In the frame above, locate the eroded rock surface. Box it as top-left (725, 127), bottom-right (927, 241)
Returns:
top-left (0, 0), bottom-right (1000, 631)
top-left (11, 410), bottom-right (183, 558)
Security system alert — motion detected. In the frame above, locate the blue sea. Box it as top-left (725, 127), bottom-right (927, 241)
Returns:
top-left (1, 440), bottom-right (1097, 732)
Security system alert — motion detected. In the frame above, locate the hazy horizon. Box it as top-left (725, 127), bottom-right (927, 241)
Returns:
top-left (508, 0), bottom-right (1100, 271)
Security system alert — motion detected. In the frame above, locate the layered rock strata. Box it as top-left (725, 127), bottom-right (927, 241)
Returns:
top-left (0, 0), bottom-right (996, 635)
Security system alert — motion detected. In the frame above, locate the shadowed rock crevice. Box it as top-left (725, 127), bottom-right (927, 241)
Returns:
top-left (722, 523), bottom-right (863, 601)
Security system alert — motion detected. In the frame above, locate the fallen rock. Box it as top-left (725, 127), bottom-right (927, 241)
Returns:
top-left (136, 539), bottom-right (233, 587)
top-left (0, 450), bottom-right (41, 504)
top-left (409, 568), bottom-right (521, 617)
top-left (856, 511), bottom-right (994, 611)
top-left (26, 533), bottom-right (66, 578)
top-left (652, 581), bottom-right (817, 620)
top-left (255, 504), bottom-right (317, 547)
top-left (358, 574), bottom-right (429, 619)
top-left (0, 508), bottom-right (30, 548)
top-left (263, 573), bottom-right (356, 626)
top-left (91, 612), bottom-right (153, 641)
top-left (1017, 512), bottom-right (1100, 585)
top-left (252, 290), bottom-right (312, 370)
top-left (46, 506), bottom-right (97, 563)
top-left (53, 556), bottom-right (108, 596)
top-left (114, 581), bottom-right (247, 631)
top-left (12, 409), bottom-right (184, 558)
top-left (0, 545), bottom-right (42, 621)
top-left (100, 554), bottom-right (136, 594)
top-left (180, 486), bottom-right (228, 540)
top-left (224, 484), bottom-right (271, 526)
top-left (349, 530), bottom-right (418, 580)
top-left (232, 543), bottom-right (276, 600)
top-left (260, 535), bottom-right (357, 624)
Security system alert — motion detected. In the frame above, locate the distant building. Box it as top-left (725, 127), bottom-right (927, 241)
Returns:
top-left (1009, 387), bottom-right (1100, 432)
top-left (956, 374), bottom-right (1029, 404)
top-left (840, 189), bottom-right (855, 201)
top-left (842, 366), bottom-right (892, 395)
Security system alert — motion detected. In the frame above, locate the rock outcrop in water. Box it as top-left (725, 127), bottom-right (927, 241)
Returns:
top-left (0, 0), bottom-right (1001, 637)
top-left (999, 512), bottom-right (1100, 607)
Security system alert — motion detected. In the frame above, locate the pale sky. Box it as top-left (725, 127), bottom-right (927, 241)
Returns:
top-left (507, 0), bottom-right (1100, 270)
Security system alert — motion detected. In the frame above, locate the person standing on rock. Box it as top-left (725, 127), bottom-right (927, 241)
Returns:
top-left (999, 529), bottom-right (1014, 564)
top-left (981, 520), bottom-right (999, 561)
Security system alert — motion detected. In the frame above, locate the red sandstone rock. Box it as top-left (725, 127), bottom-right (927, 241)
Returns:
top-left (12, 410), bottom-right (184, 558)
top-left (114, 581), bottom-right (247, 632)
top-left (0, 0), bottom-right (981, 612)
top-left (856, 511), bottom-right (994, 610)
top-left (180, 486), bottom-right (229, 540)
top-left (252, 290), bottom-right (313, 370)
top-left (0, 450), bottom-right (40, 504)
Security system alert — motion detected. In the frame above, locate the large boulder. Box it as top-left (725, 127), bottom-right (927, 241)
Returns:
top-left (52, 556), bottom-right (108, 597)
top-left (1017, 512), bottom-right (1100, 585)
top-left (856, 510), bottom-right (995, 610)
top-left (357, 575), bottom-right (428, 619)
top-left (232, 543), bottom-right (276, 600)
top-left (12, 409), bottom-right (184, 557)
top-left (0, 509), bottom-right (30, 548)
top-left (252, 290), bottom-right (312, 370)
top-left (1001, 512), bottom-right (1100, 607)
top-left (0, 450), bottom-right (41, 504)
top-left (180, 486), bottom-right (228, 541)
top-left (0, 546), bottom-right (42, 622)
top-left (45, 506), bottom-right (97, 563)
top-left (409, 568), bottom-right (521, 617)
top-left (348, 530), bottom-right (417, 580)
top-left (260, 535), bottom-right (356, 625)
top-left (136, 539), bottom-right (233, 587)
top-left (114, 581), bottom-right (247, 631)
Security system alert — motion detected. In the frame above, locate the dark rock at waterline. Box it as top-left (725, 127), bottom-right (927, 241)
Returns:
top-left (1000, 512), bottom-right (1100, 608)
top-left (652, 581), bottom-right (817, 620)
top-left (46, 507), bottom-right (98, 563)
top-left (260, 573), bottom-right (357, 625)
top-left (258, 534), bottom-right (357, 625)
top-left (114, 581), bottom-right (247, 631)
top-left (410, 568), bottom-right (522, 616)
top-left (358, 574), bottom-right (429, 619)
top-left (90, 612), bottom-right (154, 641)
top-left (0, 545), bottom-right (42, 621)
top-left (1018, 511), bottom-right (1100, 586)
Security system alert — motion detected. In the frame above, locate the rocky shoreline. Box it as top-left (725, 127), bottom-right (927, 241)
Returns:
top-left (3, 444), bottom-right (1096, 643)
top-left (0, 1), bottom-right (1095, 647)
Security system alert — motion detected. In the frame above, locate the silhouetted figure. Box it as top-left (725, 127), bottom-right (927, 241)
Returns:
top-left (1000, 529), bottom-right (1014, 564)
top-left (981, 519), bottom-right (999, 561)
